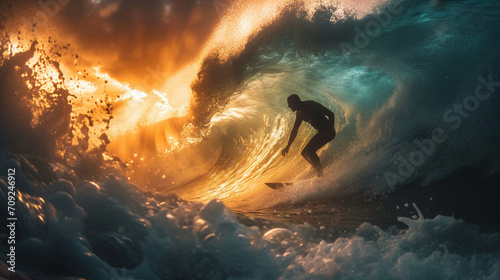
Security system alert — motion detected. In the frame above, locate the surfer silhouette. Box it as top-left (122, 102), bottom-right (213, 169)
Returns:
top-left (282, 94), bottom-right (335, 177)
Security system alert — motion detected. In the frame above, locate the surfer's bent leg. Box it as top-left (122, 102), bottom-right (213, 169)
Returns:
top-left (302, 129), bottom-right (335, 175)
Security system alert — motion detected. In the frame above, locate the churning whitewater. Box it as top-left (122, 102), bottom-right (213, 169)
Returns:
top-left (1, 0), bottom-right (500, 279)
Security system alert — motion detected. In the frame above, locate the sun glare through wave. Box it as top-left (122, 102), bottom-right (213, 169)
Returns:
top-left (2, 0), bottom-right (399, 202)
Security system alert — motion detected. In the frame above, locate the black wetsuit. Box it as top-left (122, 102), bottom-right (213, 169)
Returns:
top-left (297, 101), bottom-right (336, 157)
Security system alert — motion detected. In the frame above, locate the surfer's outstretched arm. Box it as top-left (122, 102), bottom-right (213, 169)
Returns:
top-left (282, 114), bottom-right (302, 156)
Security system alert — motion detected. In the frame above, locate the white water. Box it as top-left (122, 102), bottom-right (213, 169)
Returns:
top-left (1, 157), bottom-right (499, 279)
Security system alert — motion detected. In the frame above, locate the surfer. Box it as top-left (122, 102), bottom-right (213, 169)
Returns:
top-left (282, 94), bottom-right (335, 177)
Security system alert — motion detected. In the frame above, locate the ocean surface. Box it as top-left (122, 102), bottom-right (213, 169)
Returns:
top-left (1, 0), bottom-right (500, 279)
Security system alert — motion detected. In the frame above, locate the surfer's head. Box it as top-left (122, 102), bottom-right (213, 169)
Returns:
top-left (287, 94), bottom-right (301, 111)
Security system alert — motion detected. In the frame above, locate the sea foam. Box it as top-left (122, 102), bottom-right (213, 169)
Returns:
top-left (1, 157), bottom-right (499, 279)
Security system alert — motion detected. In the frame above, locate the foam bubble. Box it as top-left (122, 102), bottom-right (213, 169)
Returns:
top-left (2, 162), bottom-right (499, 279)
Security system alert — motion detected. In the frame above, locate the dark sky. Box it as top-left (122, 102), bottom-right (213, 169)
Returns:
top-left (2, 0), bottom-right (234, 89)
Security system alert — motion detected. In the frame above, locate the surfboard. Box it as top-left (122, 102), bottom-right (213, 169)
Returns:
top-left (265, 183), bottom-right (293, 190)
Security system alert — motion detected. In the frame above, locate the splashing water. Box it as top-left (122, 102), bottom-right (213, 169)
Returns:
top-left (1, 0), bottom-right (500, 278)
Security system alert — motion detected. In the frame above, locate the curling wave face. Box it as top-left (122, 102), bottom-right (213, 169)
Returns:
top-left (1, 0), bottom-right (500, 279)
top-left (136, 0), bottom-right (500, 207)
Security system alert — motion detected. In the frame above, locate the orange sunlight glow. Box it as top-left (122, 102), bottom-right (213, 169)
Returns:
top-left (204, 0), bottom-right (289, 60)
top-left (2, 0), bottom-right (389, 204)
top-left (202, 0), bottom-right (383, 61)
top-left (108, 0), bottom-right (388, 201)
top-left (24, 51), bottom-right (65, 127)
top-left (63, 0), bottom-right (385, 163)
top-left (85, 66), bottom-right (194, 163)
top-left (5, 41), bottom-right (25, 57)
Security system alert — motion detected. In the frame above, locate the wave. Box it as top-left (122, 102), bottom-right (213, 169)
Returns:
top-left (1, 0), bottom-right (500, 278)
top-left (2, 0), bottom-right (500, 207)
top-left (1, 157), bottom-right (499, 279)
top-left (182, 0), bottom-right (500, 206)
